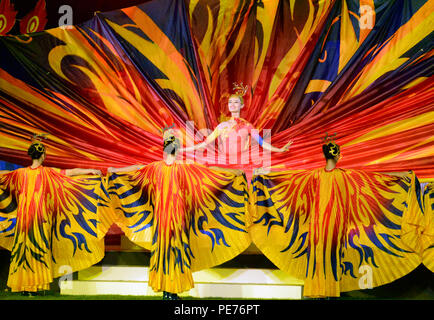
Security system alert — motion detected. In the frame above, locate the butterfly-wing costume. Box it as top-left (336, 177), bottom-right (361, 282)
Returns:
top-left (250, 168), bottom-right (424, 297)
top-left (422, 183), bottom-right (434, 272)
top-left (108, 161), bottom-right (251, 294)
top-left (0, 166), bottom-right (111, 292)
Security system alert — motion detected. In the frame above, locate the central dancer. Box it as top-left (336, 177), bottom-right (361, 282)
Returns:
top-left (107, 127), bottom-right (251, 299)
top-left (180, 83), bottom-right (293, 181)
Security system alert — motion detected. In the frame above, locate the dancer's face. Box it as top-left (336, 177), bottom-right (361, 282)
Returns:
top-left (228, 96), bottom-right (244, 114)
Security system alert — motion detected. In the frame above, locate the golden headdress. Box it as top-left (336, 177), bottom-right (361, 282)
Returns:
top-left (321, 132), bottom-right (340, 156)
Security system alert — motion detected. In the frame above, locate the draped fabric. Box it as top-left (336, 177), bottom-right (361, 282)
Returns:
top-left (250, 169), bottom-right (424, 297)
top-left (0, 167), bottom-right (111, 292)
top-left (0, 0), bottom-right (432, 179)
top-left (422, 183), bottom-right (434, 272)
top-left (108, 161), bottom-right (250, 293)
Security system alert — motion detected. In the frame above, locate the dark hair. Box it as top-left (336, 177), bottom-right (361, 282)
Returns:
top-left (163, 136), bottom-right (180, 155)
top-left (28, 142), bottom-right (46, 160)
top-left (322, 142), bottom-right (340, 160)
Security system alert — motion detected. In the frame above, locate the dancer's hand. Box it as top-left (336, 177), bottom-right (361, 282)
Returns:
top-left (281, 140), bottom-right (293, 152)
top-left (254, 167), bottom-right (269, 175)
top-left (234, 169), bottom-right (244, 176)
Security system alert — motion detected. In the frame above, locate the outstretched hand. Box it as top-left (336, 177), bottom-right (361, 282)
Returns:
top-left (233, 169), bottom-right (244, 176)
top-left (254, 167), bottom-right (270, 175)
top-left (281, 140), bottom-right (293, 152)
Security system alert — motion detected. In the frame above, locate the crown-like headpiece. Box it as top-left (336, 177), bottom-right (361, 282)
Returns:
top-left (321, 132), bottom-right (337, 144)
top-left (29, 133), bottom-right (49, 154)
top-left (232, 82), bottom-right (248, 97)
top-left (161, 123), bottom-right (175, 133)
top-left (321, 132), bottom-right (340, 156)
top-left (31, 132), bottom-right (49, 142)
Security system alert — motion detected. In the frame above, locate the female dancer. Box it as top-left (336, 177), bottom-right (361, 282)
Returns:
top-left (250, 136), bottom-right (424, 298)
top-left (180, 83), bottom-right (293, 181)
top-left (107, 128), bottom-right (251, 299)
top-left (0, 140), bottom-right (108, 294)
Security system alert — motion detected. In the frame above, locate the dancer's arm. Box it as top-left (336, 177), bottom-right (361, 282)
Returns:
top-left (262, 139), bottom-right (293, 153)
top-left (251, 131), bottom-right (293, 153)
top-left (64, 168), bottom-right (102, 176)
top-left (0, 170), bottom-right (10, 175)
top-left (254, 164), bottom-right (288, 175)
top-left (382, 170), bottom-right (412, 178)
top-left (179, 127), bottom-right (220, 153)
top-left (108, 165), bottom-right (144, 173)
top-left (209, 166), bottom-right (243, 176)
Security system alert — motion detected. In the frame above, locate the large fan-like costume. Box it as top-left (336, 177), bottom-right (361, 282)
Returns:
top-left (0, 166), bottom-right (110, 292)
top-left (250, 168), bottom-right (424, 297)
top-left (108, 160), bottom-right (250, 294)
top-left (422, 183), bottom-right (434, 272)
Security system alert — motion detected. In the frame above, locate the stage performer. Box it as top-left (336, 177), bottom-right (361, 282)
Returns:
top-left (107, 127), bottom-right (251, 300)
top-left (250, 134), bottom-right (425, 298)
top-left (422, 182), bottom-right (434, 272)
top-left (0, 138), bottom-right (110, 295)
top-left (179, 83), bottom-right (293, 181)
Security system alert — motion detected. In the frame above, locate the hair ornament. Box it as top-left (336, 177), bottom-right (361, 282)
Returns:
top-left (161, 123), bottom-right (175, 133)
top-left (31, 132), bottom-right (49, 142)
top-left (321, 132), bottom-right (337, 144)
top-left (232, 82), bottom-right (248, 97)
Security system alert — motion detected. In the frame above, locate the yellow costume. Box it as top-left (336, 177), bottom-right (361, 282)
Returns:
top-left (108, 160), bottom-right (251, 294)
top-left (0, 166), bottom-right (110, 292)
top-left (422, 183), bottom-right (434, 272)
top-left (251, 168), bottom-right (424, 297)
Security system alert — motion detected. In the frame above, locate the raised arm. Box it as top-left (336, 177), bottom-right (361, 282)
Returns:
top-left (261, 140), bottom-right (293, 153)
top-left (382, 170), bottom-right (412, 178)
top-left (251, 131), bottom-right (293, 153)
top-left (180, 127), bottom-right (220, 153)
top-left (107, 165), bottom-right (144, 173)
top-left (64, 168), bottom-right (102, 176)
top-left (209, 166), bottom-right (244, 176)
top-left (0, 170), bottom-right (10, 175)
top-left (254, 164), bottom-right (288, 175)
top-left (180, 141), bottom-right (208, 153)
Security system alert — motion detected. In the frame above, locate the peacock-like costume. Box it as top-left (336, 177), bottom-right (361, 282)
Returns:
top-left (0, 166), bottom-right (111, 292)
top-left (108, 160), bottom-right (251, 294)
top-left (250, 166), bottom-right (425, 297)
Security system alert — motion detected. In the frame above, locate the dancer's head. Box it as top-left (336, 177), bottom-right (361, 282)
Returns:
top-left (228, 94), bottom-right (244, 114)
top-left (162, 125), bottom-right (180, 156)
top-left (322, 141), bottom-right (340, 162)
top-left (28, 142), bottom-right (46, 162)
top-left (229, 82), bottom-right (248, 115)
top-left (321, 132), bottom-right (340, 162)
top-left (163, 133), bottom-right (180, 156)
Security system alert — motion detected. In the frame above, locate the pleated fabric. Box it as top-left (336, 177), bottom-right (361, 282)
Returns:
top-left (108, 160), bottom-right (251, 294)
top-left (250, 168), bottom-right (424, 297)
top-left (0, 166), bottom-right (110, 292)
top-left (422, 183), bottom-right (434, 272)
